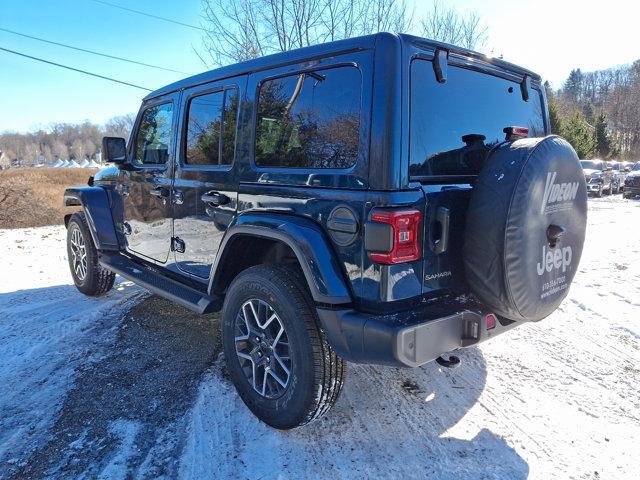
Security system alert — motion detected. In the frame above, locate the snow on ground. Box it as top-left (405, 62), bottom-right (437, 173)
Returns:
top-left (1, 196), bottom-right (639, 479)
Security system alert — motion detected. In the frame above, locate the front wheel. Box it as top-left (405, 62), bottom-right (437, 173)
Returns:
top-left (66, 212), bottom-right (115, 296)
top-left (222, 264), bottom-right (346, 429)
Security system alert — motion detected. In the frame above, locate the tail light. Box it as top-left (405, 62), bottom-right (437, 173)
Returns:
top-left (486, 313), bottom-right (497, 330)
top-left (367, 209), bottom-right (422, 264)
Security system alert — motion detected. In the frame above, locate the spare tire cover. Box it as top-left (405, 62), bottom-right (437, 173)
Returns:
top-left (464, 136), bottom-right (587, 322)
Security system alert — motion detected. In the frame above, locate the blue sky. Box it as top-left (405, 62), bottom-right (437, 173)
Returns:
top-left (2, 0), bottom-right (639, 133)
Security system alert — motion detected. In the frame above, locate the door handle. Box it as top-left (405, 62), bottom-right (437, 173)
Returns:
top-left (432, 206), bottom-right (450, 255)
top-left (149, 187), bottom-right (170, 198)
top-left (201, 191), bottom-right (230, 206)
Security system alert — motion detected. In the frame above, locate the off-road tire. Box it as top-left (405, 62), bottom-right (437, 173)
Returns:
top-left (66, 212), bottom-right (115, 296)
top-left (222, 264), bottom-right (346, 429)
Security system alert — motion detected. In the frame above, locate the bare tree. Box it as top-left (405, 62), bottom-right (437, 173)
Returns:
top-left (198, 0), bottom-right (418, 67)
top-left (104, 114), bottom-right (136, 140)
top-left (420, 1), bottom-right (487, 50)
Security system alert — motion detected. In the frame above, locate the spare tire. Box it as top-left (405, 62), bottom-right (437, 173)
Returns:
top-left (464, 136), bottom-right (587, 322)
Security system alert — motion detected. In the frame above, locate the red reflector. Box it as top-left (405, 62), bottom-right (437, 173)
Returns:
top-left (486, 313), bottom-right (497, 330)
top-left (369, 209), bottom-right (422, 264)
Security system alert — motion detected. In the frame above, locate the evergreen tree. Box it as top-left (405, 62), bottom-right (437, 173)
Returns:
top-left (593, 111), bottom-right (617, 158)
top-left (547, 98), bottom-right (563, 135)
top-left (562, 69), bottom-right (584, 103)
top-left (563, 111), bottom-right (596, 159)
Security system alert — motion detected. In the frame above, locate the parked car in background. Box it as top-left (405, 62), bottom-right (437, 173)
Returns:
top-left (581, 159), bottom-right (614, 197)
top-left (609, 161), bottom-right (625, 193)
top-left (621, 161), bottom-right (635, 172)
top-left (623, 162), bottom-right (640, 199)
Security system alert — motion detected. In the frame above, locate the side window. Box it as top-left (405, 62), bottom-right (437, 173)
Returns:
top-left (255, 66), bottom-right (361, 169)
top-left (134, 103), bottom-right (174, 166)
top-left (185, 87), bottom-right (239, 166)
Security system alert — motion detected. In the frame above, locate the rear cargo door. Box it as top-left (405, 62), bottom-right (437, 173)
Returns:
top-left (408, 57), bottom-right (546, 296)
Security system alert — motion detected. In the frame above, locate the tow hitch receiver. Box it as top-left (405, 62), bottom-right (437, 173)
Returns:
top-left (436, 355), bottom-right (461, 368)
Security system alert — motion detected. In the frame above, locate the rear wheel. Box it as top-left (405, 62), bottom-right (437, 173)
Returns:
top-left (222, 264), bottom-right (346, 429)
top-left (66, 212), bottom-right (115, 296)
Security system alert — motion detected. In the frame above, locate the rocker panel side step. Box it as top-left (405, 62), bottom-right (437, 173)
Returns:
top-left (99, 252), bottom-right (220, 314)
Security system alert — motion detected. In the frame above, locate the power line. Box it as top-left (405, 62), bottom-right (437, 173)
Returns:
top-left (0, 46), bottom-right (152, 91)
top-left (92, 0), bottom-right (206, 31)
top-left (0, 26), bottom-right (189, 75)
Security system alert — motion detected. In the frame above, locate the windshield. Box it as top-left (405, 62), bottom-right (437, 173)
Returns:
top-left (580, 160), bottom-right (603, 170)
top-left (409, 60), bottom-right (545, 178)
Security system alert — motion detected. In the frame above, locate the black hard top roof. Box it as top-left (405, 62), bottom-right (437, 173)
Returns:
top-left (144, 32), bottom-right (541, 101)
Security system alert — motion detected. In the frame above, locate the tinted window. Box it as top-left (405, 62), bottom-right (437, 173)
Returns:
top-left (255, 66), bottom-right (361, 169)
top-left (185, 88), bottom-right (238, 166)
top-left (134, 103), bottom-right (173, 165)
top-left (409, 60), bottom-right (545, 177)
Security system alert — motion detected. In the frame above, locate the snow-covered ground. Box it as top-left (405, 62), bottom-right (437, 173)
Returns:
top-left (1, 196), bottom-right (639, 479)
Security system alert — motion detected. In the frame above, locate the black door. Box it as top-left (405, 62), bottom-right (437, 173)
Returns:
top-left (171, 79), bottom-right (244, 279)
top-left (122, 93), bottom-right (179, 263)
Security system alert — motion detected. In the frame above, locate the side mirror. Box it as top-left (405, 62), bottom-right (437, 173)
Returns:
top-left (101, 137), bottom-right (128, 168)
top-left (624, 167), bottom-right (631, 172)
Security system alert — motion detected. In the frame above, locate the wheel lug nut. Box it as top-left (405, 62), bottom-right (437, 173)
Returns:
top-left (258, 352), bottom-right (262, 357)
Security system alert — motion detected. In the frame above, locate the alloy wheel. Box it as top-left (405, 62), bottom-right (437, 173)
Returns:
top-left (234, 299), bottom-right (292, 399)
top-left (69, 225), bottom-right (88, 281)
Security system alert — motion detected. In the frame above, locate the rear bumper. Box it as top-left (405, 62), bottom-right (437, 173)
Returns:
top-left (317, 299), bottom-right (519, 367)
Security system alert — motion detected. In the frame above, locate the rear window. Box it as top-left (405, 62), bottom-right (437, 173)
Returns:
top-left (580, 160), bottom-right (603, 170)
top-left (409, 60), bottom-right (545, 178)
top-left (255, 66), bottom-right (361, 169)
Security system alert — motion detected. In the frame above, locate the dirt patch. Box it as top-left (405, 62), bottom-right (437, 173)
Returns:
top-left (13, 296), bottom-right (221, 479)
top-left (0, 168), bottom-right (97, 229)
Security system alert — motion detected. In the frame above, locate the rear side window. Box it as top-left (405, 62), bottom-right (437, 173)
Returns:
top-left (185, 87), bottom-right (239, 166)
top-left (134, 103), bottom-right (173, 165)
top-left (255, 66), bottom-right (361, 169)
top-left (409, 60), bottom-right (546, 177)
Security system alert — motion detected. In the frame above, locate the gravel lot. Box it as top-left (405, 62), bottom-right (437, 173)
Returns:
top-left (1, 195), bottom-right (639, 479)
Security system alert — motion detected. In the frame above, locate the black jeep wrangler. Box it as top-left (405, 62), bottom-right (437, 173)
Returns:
top-left (64, 33), bottom-right (588, 429)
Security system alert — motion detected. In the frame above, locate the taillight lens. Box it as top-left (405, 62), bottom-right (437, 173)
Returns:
top-left (369, 209), bottom-right (422, 264)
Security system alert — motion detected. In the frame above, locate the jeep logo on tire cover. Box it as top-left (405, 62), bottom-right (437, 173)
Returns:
top-left (536, 245), bottom-right (572, 276)
top-left (540, 171), bottom-right (579, 214)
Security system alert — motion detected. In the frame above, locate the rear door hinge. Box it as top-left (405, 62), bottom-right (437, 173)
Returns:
top-left (171, 236), bottom-right (185, 253)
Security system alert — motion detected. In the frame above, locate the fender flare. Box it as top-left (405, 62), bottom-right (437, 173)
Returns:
top-left (209, 213), bottom-right (352, 305)
top-left (63, 187), bottom-right (119, 251)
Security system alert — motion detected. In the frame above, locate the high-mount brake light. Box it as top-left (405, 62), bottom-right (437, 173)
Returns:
top-left (369, 209), bottom-right (422, 264)
top-left (503, 126), bottom-right (529, 141)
